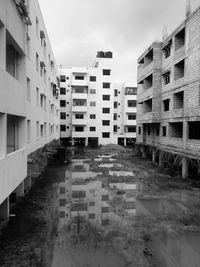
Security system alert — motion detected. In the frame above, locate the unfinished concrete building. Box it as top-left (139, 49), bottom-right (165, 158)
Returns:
top-left (137, 6), bottom-right (200, 178)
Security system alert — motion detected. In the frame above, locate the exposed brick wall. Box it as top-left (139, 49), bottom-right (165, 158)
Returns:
top-left (136, 7), bottom-right (200, 158)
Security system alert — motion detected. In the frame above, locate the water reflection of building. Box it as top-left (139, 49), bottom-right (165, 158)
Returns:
top-left (58, 162), bottom-right (110, 230)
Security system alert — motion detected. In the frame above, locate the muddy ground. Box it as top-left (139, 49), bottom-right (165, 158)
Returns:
top-left (1, 145), bottom-right (200, 267)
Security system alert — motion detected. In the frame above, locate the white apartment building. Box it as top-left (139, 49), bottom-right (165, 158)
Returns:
top-left (59, 52), bottom-right (137, 147)
top-left (0, 0), bottom-right (60, 222)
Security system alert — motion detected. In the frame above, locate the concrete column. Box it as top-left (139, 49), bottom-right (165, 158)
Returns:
top-left (142, 146), bottom-right (147, 159)
top-left (182, 157), bottom-right (188, 179)
top-left (24, 176), bottom-right (31, 194)
top-left (124, 138), bottom-right (126, 147)
top-left (159, 152), bottom-right (162, 167)
top-left (14, 181), bottom-right (24, 198)
top-left (152, 148), bottom-right (156, 163)
top-left (0, 198), bottom-right (9, 221)
top-left (85, 138), bottom-right (88, 147)
top-left (72, 138), bottom-right (75, 146)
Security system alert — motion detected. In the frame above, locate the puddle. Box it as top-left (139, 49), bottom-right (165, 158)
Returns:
top-left (98, 154), bottom-right (117, 158)
top-left (94, 158), bottom-right (103, 162)
top-left (136, 197), bottom-right (188, 217)
top-left (99, 163), bottom-right (123, 168)
top-left (109, 182), bottom-right (137, 190)
top-left (52, 149), bottom-right (200, 267)
top-left (152, 232), bottom-right (200, 267)
top-left (109, 170), bottom-right (135, 177)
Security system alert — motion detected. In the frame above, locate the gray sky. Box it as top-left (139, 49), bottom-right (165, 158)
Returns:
top-left (38, 0), bottom-right (200, 84)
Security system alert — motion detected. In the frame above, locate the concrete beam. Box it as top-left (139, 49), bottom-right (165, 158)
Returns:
top-left (182, 157), bottom-right (188, 179)
top-left (0, 198), bottom-right (9, 221)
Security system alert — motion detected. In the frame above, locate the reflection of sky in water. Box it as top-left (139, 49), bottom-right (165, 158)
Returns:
top-left (109, 170), bottom-right (135, 177)
top-left (99, 163), bottom-right (122, 168)
top-left (152, 232), bottom-right (200, 267)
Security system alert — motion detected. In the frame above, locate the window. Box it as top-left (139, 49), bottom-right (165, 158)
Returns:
top-left (103, 69), bottom-right (111, 75)
top-left (102, 108), bottom-right (110, 113)
top-left (36, 17), bottom-right (39, 38)
top-left (90, 76), bottom-right (96, 82)
top-left (90, 101), bottom-right (96, 107)
top-left (60, 100), bottom-right (66, 107)
top-left (40, 124), bottom-right (44, 137)
top-left (162, 71), bottom-right (170, 85)
top-left (103, 82), bottom-right (110, 89)
top-left (36, 121), bottom-right (39, 138)
top-left (73, 99), bottom-right (86, 106)
top-left (114, 90), bottom-right (118, 97)
top-left (156, 126), bottom-right (160, 136)
top-left (90, 89), bottom-right (96, 94)
top-left (102, 219), bottom-right (109, 226)
top-left (127, 100), bottom-right (137, 107)
top-left (102, 207), bottom-right (109, 213)
top-left (143, 74), bottom-right (153, 90)
top-left (7, 115), bottom-right (22, 154)
top-left (36, 53), bottom-right (39, 72)
top-left (103, 95), bottom-right (110, 101)
top-left (169, 122), bottom-right (183, 138)
top-left (89, 214), bottom-right (95, 219)
top-left (189, 122), bottom-right (200, 140)
top-left (6, 43), bottom-right (20, 79)
top-left (60, 112), bottom-right (66, 120)
top-left (44, 122), bottom-right (47, 137)
top-left (144, 99), bottom-right (152, 113)
top-left (90, 127), bottom-right (96, 131)
top-left (114, 113), bottom-right (117, 120)
top-left (114, 102), bottom-right (118, 108)
top-left (75, 126), bottom-right (84, 132)
top-left (60, 125), bottom-right (66, 131)
top-left (175, 28), bottom-right (185, 51)
top-left (113, 125), bottom-right (117, 132)
top-left (127, 126), bottom-right (136, 133)
top-left (60, 87), bottom-right (66, 95)
top-left (27, 77), bottom-right (31, 101)
top-left (75, 75), bottom-right (84, 80)
top-left (128, 114), bottom-right (136, 120)
top-left (26, 34), bottom-right (30, 58)
top-left (60, 75), bottom-right (66, 82)
top-left (89, 201), bottom-right (95, 206)
top-left (102, 120), bottom-right (110, 126)
top-left (27, 120), bottom-right (31, 142)
top-left (174, 91), bottom-right (184, 109)
top-left (174, 60), bottom-right (185, 80)
top-left (90, 114), bottom-right (96, 119)
top-left (148, 126), bottom-right (151, 135)
top-left (162, 126), bottom-right (166, 136)
top-left (163, 99), bottom-right (170, 111)
top-left (102, 195), bottom-right (109, 201)
top-left (102, 132), bottom-right (110, 138)
top-left (75, 114), bottom-right (84, 119)
top-left (163, 40), bottom-right (172, 58)
top-left (138, 127), bottom-right (141, 135)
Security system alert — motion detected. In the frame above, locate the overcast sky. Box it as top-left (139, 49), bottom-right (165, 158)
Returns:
top-left (38, 0), bottom-right (199, 84)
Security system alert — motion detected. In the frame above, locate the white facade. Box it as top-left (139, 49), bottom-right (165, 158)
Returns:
top-left (0, 0), bottom-right (59, 220)
top-left (59, 52), bottom-right (137, 147)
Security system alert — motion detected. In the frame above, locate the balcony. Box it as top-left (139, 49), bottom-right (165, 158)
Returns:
top-left (72, 105), bottom-right (87, 113)
top-left (0, 67), bottom-right (25, 116)
top-left (0, 148), bottom-right (26, 204)
top-left (72, 93), bottom-right (87, 99)
top-left (71, 79), bottom-right (88, 87)
top-left (138, 62), bottom-right (153, 81)
top-left (72, 119), bottom-right (87, 125)
top-left (125, 120), bottom-right (136, 126)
